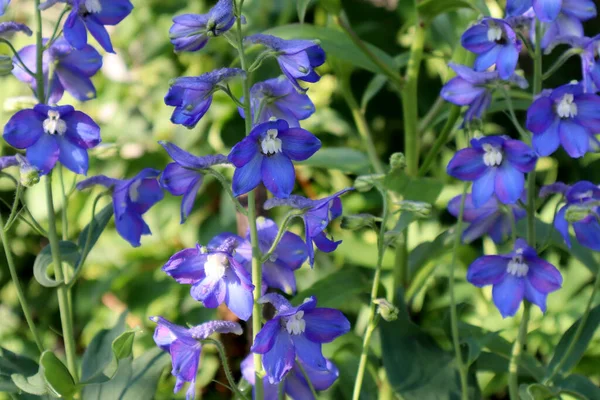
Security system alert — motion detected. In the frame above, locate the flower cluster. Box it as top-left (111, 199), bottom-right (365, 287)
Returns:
top-left (442, 0), bottom-right (600, 317)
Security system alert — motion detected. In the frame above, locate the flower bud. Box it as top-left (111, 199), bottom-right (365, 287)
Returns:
top-left (0, 55), bottom-right (13, 76)
top-left (397, 200), bottom-right (432, 217)
top-left (389, 152), bottom-right (406, 171)
top-left (19, 163), bottom-right (40, 188)
top-left (354, 174), bottom-right (385, 192)
top-left (340, 213), bottom-right (378, 230)
top-left (373, 298), bottom-right (399, 322)
top-left (565, 205), bottom-right (593, 223)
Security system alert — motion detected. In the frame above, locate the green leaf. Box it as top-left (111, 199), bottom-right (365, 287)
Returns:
top-left (297, 0), bottom-right (312, 23)
top-left (0, 347), bottom-right (39, 393)
top-left (519, 383), bottom-right (559, 400)
top-left (361, 74), bottom-right (387, 110)
top-left (11, 368), bottom-right (47, 396)
top-left (81, 312), bottom-right (135, 385)
top-left (298, 147), bottom-right (372, 173)
top-left (78, 204), bottom-right (114, 255)
top-left (264, 24), bottom-right (396, 75)
top-left (292, 268), bottom-right (371, 309)
top-left (39, 351), bottom-right (76, 399)
top-left (385, 212), bottom-right (417, 243)
top-left (381, 290), bottom-right (479, 400)
top-left (555, 374), bottom-right (600, 400)
top-left (417, 0), bottom-right (483, 22)
top-left (547, 305), bottom-right (600, 376)
top-left (33, 241), bottom-right (80, 288)
top-left (385, 170), bottom-right (444, 203)
top-left (319, 0), bottom-right (341, 14)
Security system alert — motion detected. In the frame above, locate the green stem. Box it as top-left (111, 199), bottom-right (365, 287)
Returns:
top-left (402, 20), bottom-right (425, 177)
top-left (0, 211), bottom-right (44, 352)
top-left (545, 271), bottom-right (600, 383)
top-left (34, 0), bottom-right (45, 103)
top-left (260, 211), bottom-right (302, 263)
top-left (449, 183), bottom-right (470, 400)
top-left (44, 175), bottom-right (78, 381)
top-left (417, 95), bottom-right (444, 133)
top-left (352, 191), bottom-right (389, 400)
top-left (543, 48), bottom-right (581, 81)
top-left (46, 6), bottom-right (70, 49)
top-left (296, 360), bottom-right (318, 399)
top-left (391, 233), bottom-right (408, 303)
top-left (0, 39), bottom-right (37, 78)
top-left (501, 87), bottom-right (529, 140)
top-left (201, 338), bottom-right (249, 400)
top-left (204, 169), bottom-right (248, 216)
top-left (418, 105), bottom-right (461, 177)
top-left (5, 183), bottom-right (23, 231)
top-left (508, 303), bottom-right (531, 399)
top-left (59, 166), bottom-right (68, 240)
top-left (234, 3), bottom-right (264, 399)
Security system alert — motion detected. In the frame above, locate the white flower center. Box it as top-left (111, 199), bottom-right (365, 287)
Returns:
top-left (482, 144), bottom-right (503, 167)
top-left (285, 311), bottom-right (306, 335)
top-left (128, 179), bottom-right (142, 202)
top-left (506, 250), bottom-right (529, 277)
top-left (261, 129), bottom-right (282, 155)
top-left (204, 253), bottom-right (228, 280)
top-left (487, 23), bottom-right (503, 42)
top-left (557, 94), bottom-right (578, 118)
top-left (43, 110), bottom-right (67, 135)
top-left (84, 0), bottom-right (102, 13)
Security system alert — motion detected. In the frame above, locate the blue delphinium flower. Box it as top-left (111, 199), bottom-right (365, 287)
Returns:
top-left (0, 0), bottom-right (9, 16)
top-left (467, 239), bottom-right (562, 317)
top-left (251, 293), bottom-right (350, 383)
top-left (264, 188), bottom-right (353, 267)
top-left (506, 0), bottom-right (564, 21)
top-left (170, 0), bottom-right (235, 52)
top-left (76, 169), bottom-right (164, 247)
top-left (63, 0), bottom-right (133, 53)
top-left (546, 35), bottom-right (600, 92)
top-left (164, 68), bottom-right (245, 128)
top-left (161, 236), bottom-right (254, 320)
top-left (13, 37), bottom-right (102, 103)
top-left (448, 193), bottom-right (526, 244)
top-left (241, 76), bottom-right (315, 127)
top-left (150, 316), bottom-right (242, 400)
top-left (537, 0), bottom-right (597, 49)
top-left (0, 22), bottom-right (32, 37)
top-left (526, 82), bottom-right (600, 158)
top-left (441, 63), bottom-right (528, 123)
top-left (554, 181), bottom-right (600, 250)
top-left (461, 18), bottom-right (522, 79)
top-left (447, 135), bottom-right (537, 208)
top-left (228, 119), bottom-right (321, 198)
top-left (3, 104), bottom-right (101, 175)
top-left (245, 34), bottom-right (325, 92)
top-left (159, 141), bottom-right (229, 223)
top-left (241, 353), bottom-right (339, 400)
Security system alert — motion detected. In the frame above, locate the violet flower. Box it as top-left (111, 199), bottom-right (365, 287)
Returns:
top-left (448, 193), bottom-right (526, 244)
top-left (159, 141), bottom-right (229, 223)
top-left (76, 169), bottom-right (164, 247)
top-left (546, 35), bottom-right (600, 92)
top-left (537, 0), bottom-right (597, 49)
top-left (526, 82), bottom-right (600, 158)
top-left (506, 0), bottom-right (564, 21)
top-left (245, 34), bottom-right (325, 92)
top-left (150, 316), bottom-right (242, 400)
top-left (161, 236), bottom-right (254, 320)
top-left (0, 22), bottom-right (32, 37)
top-left (63, 0), bottom-right (133, 53)
top-left (251, 293), bottom-right (350, 383)
top-left (170, 0), bottom-right (235, 52)
top-left (228, 119), bottom-right (320, 198)
top-left (554, 181), bottom-right (600, 251)
top-left (164, 68), bottom-right (244, 128)
top-left (241, 76), bottom-right (315, 127)
top-left (3, 104), bottom-right (101, 175)
top-left (447, 135), bottom-right (537, 208)
top-left (467, 239), bottom-right (562, 317)
top-left (461, 18), bottom-right (522, 79)
top-left (12, 37), bottom-right (102, 104)
top-left (264, 188), bottom-right (353, 267)
top-left (241, 353), bottom-right (339, 400)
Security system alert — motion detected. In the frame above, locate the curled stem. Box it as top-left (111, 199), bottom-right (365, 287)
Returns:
top-left (0, 38), bottom-right (36, 78)
top-left (260, 211), bottom-right (303, 263)
top-left (4, 183), bottom-right (23, 231)
top-left (543, 48), bottom-right (582, 81)
top-left (201, 338), bottom-right (249, 400)
top-left (204, 169), bottom-right (248, 216)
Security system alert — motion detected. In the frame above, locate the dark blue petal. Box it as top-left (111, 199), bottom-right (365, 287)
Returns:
top-left (495, 163), bottom-right (525, 204)
top-left (251, 319), bottom-right (281, 354)
top-left (497, 44), bottom-right (519, 80)
top-left (524, 280), bottom-right (548, 313)
top-left (313, 232), bottom-right (341, 253)
top-left (504, 140), bottom-right (537, 172)
top-left (263, 260), bottom-right (297, 295)
top-left (95, 0), bottom-right (134, 25)
top-left (473, 46), bottom-right (501, 72)
top-left (229, 137), bottom-right (260, 167)
top-left (573, 217), bottom-right (600, 251)
top-left (263, 329), bottom-right (295, 384)
top-left (506, 0), bottom-right (533, 16)
top-left (290, 334), bottom-right (327, 371)
top-left (57, 137), bottom-right (89, 175)
top-left (279, 128), bottom-right (321, 161)
top-left (441, 77), bottom-right (486, 106)
top-left (85, 16), bottom-right (114, 53)
top-left (114, 209), bottom-right (150, 247)
top-left (492, 274), bottom-right (525, 318)
top-left (526, 256), bottom-right (562, 293)
top-left (64, 12), bottom-right (87, 50)
top-left (26, 134), bottom-right (59, 174)
top-left (162, 248), bottom-right (206, 284)
top-left (232, 153), bottom-right (263, 197)
top-left (467, 255), bottom-right (508, 287)
top-left (526, 96), bottom-right (555, 134)
top-left (472, 168), bottom-right (496, 207)
top-left (461, 23), bottom-right (495, 54)
top-left (275, 231), bottom-right (308, 270)
top-left (261, 153), bottom-right (295, 198)
top-left (62, 110), bottom-right (101, 149)
top-left (223, 270), bottom-right (254, 321)
top-left (447, 148), bottom-right (486, 181)
top-left (533, 0), bottom-right (563, 21)
top-left (532, 118), bottom-right (560, 156)
top-left (3, 109), bottom-right (44, 149)
top-left (559, 119), bottom-right (589, 158)
top-left (303, 308), bottom-right (350, 343)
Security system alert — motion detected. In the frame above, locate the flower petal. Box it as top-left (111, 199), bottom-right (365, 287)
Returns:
top-left (263, 329), bottom-right (295, 384)
top-left (504, 140), bottom-right (537, 172)
top-left (251, 319), bottom-right (281, 354)
top-left (26, 134), bottom-right (59, 174)
top-left (524, 280), bottom-right (548, 313)
top-left (492, 274), bottom-right (525, 318)
top-left (228, 137), bottom-right (259, 167)
top-left (303, 308), bottom-right (351, 343)
top-left (275, 231), bottom-right (308, 270)
top-left (473, 46), bottom-right (501, 72)
top-left (114, 209), bottom-right (150, 247)
top-left (3, 109), bottom-right (44, 149)
top-left (559, 119), bottom-right (589, 158)
top-left (279, 128), bottom-right (321, 161)
top-left (232, 153), bottom-right (263, 197)
top-left (526, 257), bottom-right (562, 293)
top-left (447, 148), bottom-right (486, 181)
top-left (461, 23), bottom-right (495, 54)
top-left (526, 96), bottom-right (555, 134)
top-left (441, 77), bottom-right (486, 106)
top-left (263, 260), bottom-right (297, 295)
top-left (291, 334), bottom-right (327, 371)
top-left (85, 16), bottom-right (114, 53)
top-left (58, 137), bottom-right (89, 175)
top-left (532, 118), bottom-right (561, 157)
top-left (261, 153), bottom-right (295, 198)
top-left (64, 13), bottom-right (88, 50)
top-left (573, 217), bottom-right (600, 251)
top-left (495, 163), bottom-right (525, 205)
top-left (224, 270), bottom-right (254, 321)
top-left (467, 255), bottom-right (508, 287)
top-left (472, 168), bottom-right (496, 208)
top-left (497, 44), bottom-right (519, 80)
top-left (534, 0), bottom-right (563, 21)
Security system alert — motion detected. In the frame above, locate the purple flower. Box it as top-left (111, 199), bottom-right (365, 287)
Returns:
top-left (76, 169), bottom-right (164, 247)
top-left (547, 35), bottom-right (600, 92)
top-left (161, 236), bottom-right (254, 320)
top-left (164, 68), bottom-right (244, 128)
top-left (0, 0), bottom-right (10, 16)
top-left (228, 119), bottom-right (320, 198)
top-left (539, 181), bottom-right (570, 197)
top-left (150, 316), bottom-right (242, 400)
top-left (0, 155), bottom-right (19, 170)
top-left (467, 239), bottom-right (562, 317)
top-left (461, 18), bottom-right (522, 79)
top-left (236, 217), bottom-right (308, 294)
top-left (241, 76), bottom-right (315, 127)
top-left (447, 135), bottom-right (537, 208)
top-left (441, 63), bottom-right (528, 123)
top-left (264, 189), bottom-right (353, 267)
top-left (159, 141), bottom-right (229, 223)
top-left (448, 193), bottom-right (526, 244)
top-left (538, 0), bottom-right (597, 49)
top-left (3, 104), bottom-right (101, 175)
top-left (554, 181), bottom-right (600, 250)
top-left (526, 82), bottom-right (600, 158)
top-left (170, 0), bottom-right (235, 52)
top-left (506, 0), bottom-right (564, 21)
top-left (63, 0), bottom-right (133, 53)
top-left (251, 293), bottom-right (350, 383)
top-left (0, 22), bottom-right (32, 37)
top-left (241, 353), bottom-right (339, 400)
top-left (12, 37), bottom-right (102, 104)
top-left (245, 34), bottom-right (325, 92)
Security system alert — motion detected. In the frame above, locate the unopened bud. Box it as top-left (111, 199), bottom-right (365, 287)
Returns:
top-left (389, 152), bottom-right (406, 171)
top-left (354, 174), bottom-right (385, 192)
top-left (373, 298), bottom-right (399, 322)
top-left (0, 56), bottom-right (13, 76)
top-left (397, 200), bottom-right (432, 217)
top-left (565, 205), bottom-right (593, 223)
top-left (19, 163), bottom-right (40, 188)
top-left (340, 214), bottom-right (378, 230)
